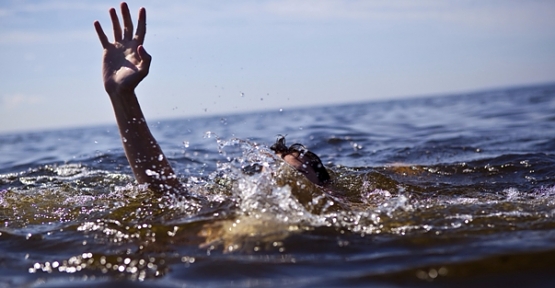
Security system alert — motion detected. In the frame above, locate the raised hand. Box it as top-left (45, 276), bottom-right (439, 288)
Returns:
top-left (94, 3), bottom-right (150, 94)
top-left (93, 3), bottom-right (183, 195)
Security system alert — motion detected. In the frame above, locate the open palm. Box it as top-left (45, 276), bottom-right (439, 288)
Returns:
top-left (94, 3), bottom-right (150, 94)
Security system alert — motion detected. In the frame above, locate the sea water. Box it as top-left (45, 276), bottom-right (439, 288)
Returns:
top-left (1, 83), bottom-right (555, 287)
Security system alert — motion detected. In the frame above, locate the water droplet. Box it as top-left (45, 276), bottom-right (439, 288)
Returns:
top-left (438, 267), bottom-right (448, 276)
top-left (428, 268), bottom-right (438, 278)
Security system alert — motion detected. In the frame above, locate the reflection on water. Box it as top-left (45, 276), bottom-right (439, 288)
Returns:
top-left (1, 84), bottom-right (555, 286)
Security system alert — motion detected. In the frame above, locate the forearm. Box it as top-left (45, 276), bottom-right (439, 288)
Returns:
top-left (109, 90), bottom-right (182, 194)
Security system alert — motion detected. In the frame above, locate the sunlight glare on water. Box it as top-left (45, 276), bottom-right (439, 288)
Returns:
top-left (1, 84), bottom-right (555, 286)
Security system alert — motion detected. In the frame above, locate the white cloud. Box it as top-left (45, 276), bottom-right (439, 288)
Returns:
top-left (2, 93), bottom-right (44, 109)
top-left (0, 0), bottom-right (107, 45)
top-left (2, 0), bottom-right (553, 45)
top-left (0, 0), bottom-right (107, 15)
top-left (260, 0), bottom-right (555, 30)
top-left (128, 0), bottom-right (555, 40)
top-left (0, 29), bottom-right (94, 45)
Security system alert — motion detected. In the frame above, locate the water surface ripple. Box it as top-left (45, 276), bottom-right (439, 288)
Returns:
top-left (1, 84), bottom-right (555, 287)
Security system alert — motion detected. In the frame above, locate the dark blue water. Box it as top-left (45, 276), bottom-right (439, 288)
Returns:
top-left (1, 84), bottom-right (555, 287)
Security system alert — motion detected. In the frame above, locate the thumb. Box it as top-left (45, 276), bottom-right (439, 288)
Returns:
top-left (137, 45), bottom-right (152, 72)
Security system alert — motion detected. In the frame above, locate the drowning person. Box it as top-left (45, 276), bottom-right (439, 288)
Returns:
top-left (93, 3), bottom-right (330, 195)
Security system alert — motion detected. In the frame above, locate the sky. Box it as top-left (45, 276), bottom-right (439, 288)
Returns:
top-left (1, 0), bottom-right (554, 134)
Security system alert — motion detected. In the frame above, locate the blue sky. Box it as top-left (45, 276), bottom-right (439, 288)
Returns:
top-left (1, 0), bottom-right (554, 134)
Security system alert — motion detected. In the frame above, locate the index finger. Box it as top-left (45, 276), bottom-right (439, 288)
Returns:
top-left (94, 21), bottom-right (110, 48)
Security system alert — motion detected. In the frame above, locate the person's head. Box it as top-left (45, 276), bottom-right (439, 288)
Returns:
top-left (270, 136), bottom-right (330, 186)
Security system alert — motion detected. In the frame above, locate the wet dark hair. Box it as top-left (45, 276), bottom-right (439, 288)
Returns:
top-left (269, 136), bottom-right (288, 154)
top-left (270, 136), bottom-right (331, 186)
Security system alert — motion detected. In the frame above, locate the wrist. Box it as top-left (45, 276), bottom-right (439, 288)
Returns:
top-left (105, 84), bottom-right (135, 95)
top-left (107, 89), bottom-right (138, 108)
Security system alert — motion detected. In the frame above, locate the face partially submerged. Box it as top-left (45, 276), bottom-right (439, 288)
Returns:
top-left (270, 136), bottom-right (331, 186)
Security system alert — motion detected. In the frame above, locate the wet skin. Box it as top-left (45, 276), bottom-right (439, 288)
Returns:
top-left (94, 3), bottom-right (182, 194)
top-left (94, 3), bottom-right (329, 194)
top-left (270, 136), bottom-right (331, 187)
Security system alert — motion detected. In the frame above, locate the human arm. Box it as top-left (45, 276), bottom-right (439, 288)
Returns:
top-left (94, 3), bottom-right (182, 194)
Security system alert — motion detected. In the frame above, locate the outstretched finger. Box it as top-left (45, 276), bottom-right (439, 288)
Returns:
top-left (121, 2), bottom-right (133, 41)
top-left (135, 7), bottom-right (146, 44)
top-left (94, 21), bottom-right (110, 49)
top-left (109, 7), bottom-right (122, 42)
